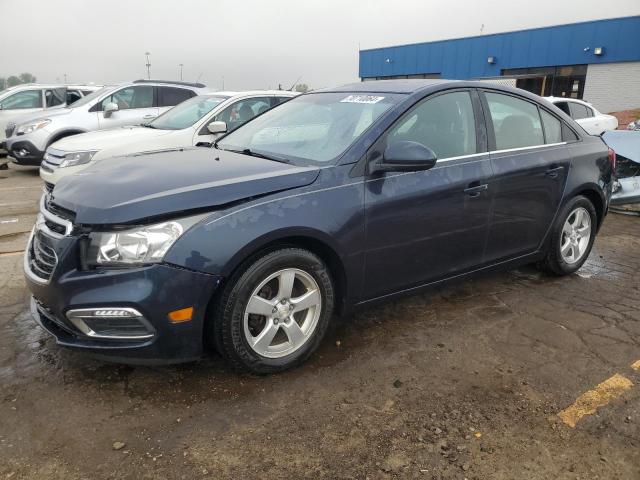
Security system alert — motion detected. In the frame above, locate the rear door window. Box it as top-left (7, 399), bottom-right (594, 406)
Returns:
top-left (158, 87), bottom-right (195, 107)
top-left (387, 90), bottom-right (477, 159)
top-left (484, 92), bottom-right (544, 150)
top-left (45, 88), bottom-right (66, 107)
top-left (66, 90), bottom-right (82, 105)
top-left (554, 101), bottom-right (571, 116)
top-left (540, 110), bottom-right (563, 144)
top-left (568, 102), bottom-right (590, 120)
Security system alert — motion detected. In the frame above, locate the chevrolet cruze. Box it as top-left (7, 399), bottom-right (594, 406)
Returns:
top-left (25, 80), bottom-right (614, 373)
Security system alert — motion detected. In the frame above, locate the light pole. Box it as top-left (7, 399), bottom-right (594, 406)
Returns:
top-left (145, 52), bottom-right (152, 80)
top-left (63, 73), bottom-right (67, 84)
top-left (178, 63), bottom-right (184, 81)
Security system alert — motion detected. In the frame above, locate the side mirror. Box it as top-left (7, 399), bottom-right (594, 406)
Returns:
top-left (371, 141), bottom-right (438, 173)
top-left (207, 121), bottom-right (227, 134)
top-left (103, 102), bottom-right (119, 117)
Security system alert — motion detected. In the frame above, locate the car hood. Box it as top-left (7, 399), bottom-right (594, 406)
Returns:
top-left (51, 147), bottom-right (320, 224)
top-left (602, 130), bottom-right (640, 163)
top-left (53, 126), bottom-right (178, 152)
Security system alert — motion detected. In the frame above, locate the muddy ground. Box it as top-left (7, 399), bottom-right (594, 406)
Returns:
top-left (0, 165), bottom-right (639, 480)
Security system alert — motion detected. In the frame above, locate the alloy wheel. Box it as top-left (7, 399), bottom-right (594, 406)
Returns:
top-left (243, 268), bottom-right (322, 358)
top-left (560, 207), bottom-right (591, 265)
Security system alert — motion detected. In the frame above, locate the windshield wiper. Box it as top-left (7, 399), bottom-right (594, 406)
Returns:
top-left (223, 147), bottom-right (291, 164)
top-left (142, 123), bottom-right (157, 129)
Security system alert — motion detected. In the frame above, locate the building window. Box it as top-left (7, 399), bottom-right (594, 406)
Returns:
top-left (501, 65), bottom-right (588, 99)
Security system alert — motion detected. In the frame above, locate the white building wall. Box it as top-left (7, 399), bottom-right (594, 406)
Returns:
top-left (584, 61), bottom-right (640, 113)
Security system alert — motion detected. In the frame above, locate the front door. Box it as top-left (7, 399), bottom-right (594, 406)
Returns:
top-left (480, 90), bottom-right (571, 262)
top-left (97, 85), bottom-right (158, 129)
top-left (363, 89), bottom-right (493, 299)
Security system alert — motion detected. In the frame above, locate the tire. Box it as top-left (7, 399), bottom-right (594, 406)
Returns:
top-left (539, 195), bottom-right (597, 276)
top-left (210, 248), bottom-right (334, 374)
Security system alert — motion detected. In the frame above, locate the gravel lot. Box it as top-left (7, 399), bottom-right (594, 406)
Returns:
top-left (1, 165), bottom-right (639, 479)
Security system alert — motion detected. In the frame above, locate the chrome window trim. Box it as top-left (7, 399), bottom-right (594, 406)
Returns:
top-left (490, 142), bottom-right (567, 155)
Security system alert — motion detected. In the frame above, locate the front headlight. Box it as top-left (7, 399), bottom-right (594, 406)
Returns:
top-left (87, 214), bottom-right (206, 266)
top-left (16, 119), bottom-right (51, 135)
top-left (59, 151), bottom-right (98, 168)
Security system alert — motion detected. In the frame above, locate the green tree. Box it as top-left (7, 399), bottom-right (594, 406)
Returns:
top-left (18, 72), bottom-right (36, 84)
top-left (6, 76), bottom-right (21, 87)
top-left (294, 83), bottom-right (310, 93)
top-left (0, 78), bottom-right (6, 90)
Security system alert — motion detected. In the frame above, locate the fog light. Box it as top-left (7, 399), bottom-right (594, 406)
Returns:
top-left (66, 307), bottom-right (155, 340)
top-left (168, 306), bottom-right (194, 323)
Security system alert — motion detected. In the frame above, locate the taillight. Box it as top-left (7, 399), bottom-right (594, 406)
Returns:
top-left (608, 147), bottom-right (616, 170)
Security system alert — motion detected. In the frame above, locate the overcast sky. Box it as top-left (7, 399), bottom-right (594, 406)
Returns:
top-left (1, 0), bottom-right (639, 90)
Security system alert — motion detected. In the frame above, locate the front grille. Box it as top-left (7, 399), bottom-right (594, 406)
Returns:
top-left (29, 231), bottom-right (58, 280)
top-left (44, 196), bottom-right (75, 223)
top-left (5, 123), bottom-right (15, 139)
top-left (44, 182), bottom-right (54, 194)
top-left (25, 194), bottom-right (76, 283)
top-left (43, 149), bottom-right (66, 166)
top-left (615, 155), bottom-right (640, 180)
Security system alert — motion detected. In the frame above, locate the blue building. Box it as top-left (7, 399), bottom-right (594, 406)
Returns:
top-left (359, 16), bottom-right (640, 113)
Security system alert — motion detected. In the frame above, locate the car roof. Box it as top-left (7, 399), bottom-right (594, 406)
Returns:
top-left (3, 83), bottom-right (70, 91)
top-left (316, 79), bottom-right (453, 94)
top-left (546, 96), bottom-right (593, 106)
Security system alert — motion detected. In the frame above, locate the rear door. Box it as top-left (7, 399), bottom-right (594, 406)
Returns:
top-left (97, 85), bottom-right (158, 129)
top-left (481, 90), bottom-right (571, 262)
top-left (363, 89), bottom-right (493, 299)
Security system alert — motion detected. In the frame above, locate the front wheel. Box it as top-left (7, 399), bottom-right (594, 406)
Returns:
top-left (210, 248), bottom-right (334, 374)
top-left (539, 195), bottom-right (597, 275)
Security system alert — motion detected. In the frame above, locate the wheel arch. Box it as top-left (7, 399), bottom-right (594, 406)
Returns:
top-left (218, 228), bottom-right (349, 316)
top-left (572, 185), bottom-right (606, 230)
top-left (46, 129), bottom-right (87, 149)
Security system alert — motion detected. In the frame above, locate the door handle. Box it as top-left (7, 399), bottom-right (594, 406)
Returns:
top-left (142, 115), bottom-right (156, 119)
top-left (545, 166), bottom-right (564, 178)
top-left (464, 183), bottom-right (488, 197)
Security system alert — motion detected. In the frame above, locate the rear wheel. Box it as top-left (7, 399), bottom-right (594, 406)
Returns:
top-left (539, 195), bottom-right (597, 275)
top-left (211, 248), bottom-right (334, 374)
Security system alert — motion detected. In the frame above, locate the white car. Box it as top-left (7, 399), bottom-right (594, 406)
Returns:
top-left (0, 84), bottom-right (100, 153)
top-left (546, 97), bottom-right (618, 136)
top-left (40, 90), bottom-right (297, 186)
top-left (6, 80), bottom-right (207, 165)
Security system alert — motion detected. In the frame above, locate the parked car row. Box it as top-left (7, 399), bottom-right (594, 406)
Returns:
top-left (40, 90), bottom-right (296, 186)
top-left (22, 79), bottom-right (615, 373)
top-left (4, 80), bottom-right (209, 165)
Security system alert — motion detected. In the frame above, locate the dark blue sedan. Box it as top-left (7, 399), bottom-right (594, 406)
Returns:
top-left (25, 80), bottom-right (615, 373)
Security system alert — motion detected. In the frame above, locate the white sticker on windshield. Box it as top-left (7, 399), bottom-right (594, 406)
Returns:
top-left (340, 95), bottom-right (385, 104)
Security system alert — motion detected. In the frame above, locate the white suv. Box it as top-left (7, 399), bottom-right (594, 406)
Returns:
top-left (0, 84), bottom-right (100, 153)
top-left (5, 80), bottom-right (208, 165)
top-left (40, 90), bottom-right (297, 186)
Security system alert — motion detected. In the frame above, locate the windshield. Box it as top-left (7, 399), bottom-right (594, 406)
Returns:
top-left (149, 95), bottom-right (229, 130)
top-left (65, 86), bottom-right (113, 109)
top-left (217, 92), bottom-right (402, 165)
